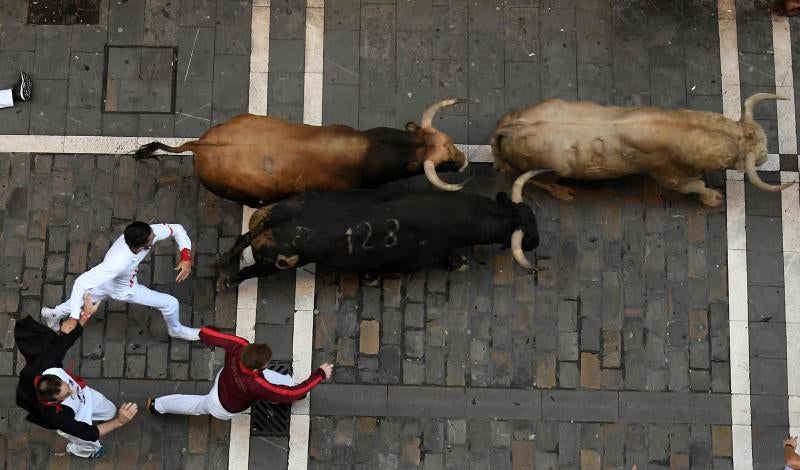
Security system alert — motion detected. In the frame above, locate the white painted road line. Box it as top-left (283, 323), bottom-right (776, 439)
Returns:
top-left (718, 0), bottom-right (753, 468)
top-left (228, 0), bottom-right (272, 468)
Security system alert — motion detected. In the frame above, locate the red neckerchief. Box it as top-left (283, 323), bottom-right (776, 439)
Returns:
top-left (33, 370), bottom-right (87, 413)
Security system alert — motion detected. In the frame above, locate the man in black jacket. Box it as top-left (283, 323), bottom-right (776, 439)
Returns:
top-left (16, 294), bottom-right (138, 458)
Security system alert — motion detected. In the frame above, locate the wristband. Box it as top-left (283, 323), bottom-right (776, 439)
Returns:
top-left (180, 248), bottom-right (192, 262)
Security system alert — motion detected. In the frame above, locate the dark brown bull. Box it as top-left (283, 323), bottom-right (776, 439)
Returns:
top-left (133, 100), bottom-right (468, 207)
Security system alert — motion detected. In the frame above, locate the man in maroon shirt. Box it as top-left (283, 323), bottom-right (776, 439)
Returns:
top-left (147, 326), bottom-right (333, 419)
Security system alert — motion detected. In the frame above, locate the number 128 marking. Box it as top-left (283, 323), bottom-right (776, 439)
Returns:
top-left (346, 219), bottom-right (400, 254)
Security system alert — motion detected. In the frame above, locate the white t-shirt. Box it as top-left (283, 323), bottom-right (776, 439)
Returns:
top-left (66, 223), bottom-right (191, 318)
top-left (41, 367), bottom-right (92, 424)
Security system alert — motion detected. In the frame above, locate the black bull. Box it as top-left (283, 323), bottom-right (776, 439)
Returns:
top-left (214, 172), bottom-right (543, 290)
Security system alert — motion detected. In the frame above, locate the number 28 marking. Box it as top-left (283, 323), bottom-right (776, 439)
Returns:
top-left (346, 219), bottom-right (400, 254)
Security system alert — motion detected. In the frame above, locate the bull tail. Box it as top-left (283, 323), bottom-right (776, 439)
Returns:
top-left (133, 141), bottom-right (199, 161)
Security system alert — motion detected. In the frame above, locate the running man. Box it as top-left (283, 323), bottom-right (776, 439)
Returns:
top-left (148, 326), bottom-right (333, 419)
top-left (41, 221), bottom-right (200, 341)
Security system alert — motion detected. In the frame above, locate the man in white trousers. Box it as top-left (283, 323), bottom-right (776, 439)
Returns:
top-left (17, 295), bottom-right (138, 459)
top-left (41, 221), bottom-right (200, 341)
top-left (0, 71), bottom-right (32, 108)
top-left (147, 326), bottom-right (333, 419)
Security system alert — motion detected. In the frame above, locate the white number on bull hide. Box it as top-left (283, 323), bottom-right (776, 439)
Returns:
top-left (345, 219), bottom-right (401, 255)
top-left (384, 219), bottom-right (400, 248)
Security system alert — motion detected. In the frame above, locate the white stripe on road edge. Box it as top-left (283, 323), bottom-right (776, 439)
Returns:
top-left (773, 12), bottom-right (800, 439)
top-left (288, 1), bottom-right (324, 469)
top-left (228, 2), bottom-right (272, 468)
top-left (718, 0), bottom-right (753, 468)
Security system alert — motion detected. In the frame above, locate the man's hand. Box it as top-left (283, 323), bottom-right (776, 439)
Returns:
top-left (82, 293), bottom-right (101, 316)
top-left (786, 436), bottom-right (798, 448)
top-left (60, 318), bottom-right (79, 334)
top-left (175, 260), bottom-right (191, 282)
top-left (320, 362), bottom-right (334, 380)
top-left (117, 402), bottom-right (138, 424)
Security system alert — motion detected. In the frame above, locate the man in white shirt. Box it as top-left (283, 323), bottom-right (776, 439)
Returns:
top-left (41, 221), bottom-right (201, 341)
top-left (18, 294), bottom-right (138, 459)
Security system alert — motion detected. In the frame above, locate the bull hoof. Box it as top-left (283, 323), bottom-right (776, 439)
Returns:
top-left (361, 273), bottom-right (380, 287)
top-left (699, 189), bottom-right (723, 207)
top-left (216, 275), bottom-right (236, 292)
top-left (549, 186), bottom-right (575, 202)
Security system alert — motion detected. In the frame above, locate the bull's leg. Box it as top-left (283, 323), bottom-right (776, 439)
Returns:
top-left (216, 264), bottom-right (278, 292)
top-left (658, 177), bottom-right (723, 207)
top-left (214, 232), bottom-right (252, 268)
top-left (442, 253), bottom-right (469, 271)
top-left (530, 173), bottom-right (575, 201)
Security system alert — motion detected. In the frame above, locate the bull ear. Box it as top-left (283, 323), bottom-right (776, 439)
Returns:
top-left (405, 122), bottom-right (419, 132)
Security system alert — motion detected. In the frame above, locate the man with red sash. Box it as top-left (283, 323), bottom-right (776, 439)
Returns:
top-left (147, 326), bottom-right (333, 419)
top-left (16, 295), bottom-right (138, 458)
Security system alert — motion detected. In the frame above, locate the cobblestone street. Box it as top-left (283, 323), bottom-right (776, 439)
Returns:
top-left (1, 0), bottom-right (800, 468)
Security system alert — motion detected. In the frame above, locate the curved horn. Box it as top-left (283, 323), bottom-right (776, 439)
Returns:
top-left (742, 93), bottom-right (786, 122)
top-left (745, 152), bottom-right (795, 192)
top-left (421, 98), bottom-right (468, 128)
top-left (511, 230), bottom-right (534, 269)
top-left (509, 170), bottom-right (552, 269)
top-left (511, 169), bottom-right (552, 203)
top-left (424, 160), bottom-right (463, 191)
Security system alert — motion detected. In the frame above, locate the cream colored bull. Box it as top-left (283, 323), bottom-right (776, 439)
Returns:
top-left (490, 94), bottom-right (794, 206)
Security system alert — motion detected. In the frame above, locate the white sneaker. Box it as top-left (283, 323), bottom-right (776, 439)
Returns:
top-left (41, 307), bottom-right (62, 332)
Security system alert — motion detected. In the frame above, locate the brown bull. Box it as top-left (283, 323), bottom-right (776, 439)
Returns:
top-left (490, 94), bottom-right (794, 206)
top-left (134, 100), bottom-right (468, 207)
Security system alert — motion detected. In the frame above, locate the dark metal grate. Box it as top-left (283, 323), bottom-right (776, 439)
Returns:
top-left (251, 362), bottom-right (292, 437)
top-left (29, 0), bottom-right (100, 25)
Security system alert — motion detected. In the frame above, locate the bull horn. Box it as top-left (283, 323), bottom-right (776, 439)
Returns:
top-left (511, 169), bottom-right (552, 203)
top-left (424, 159), bottom-right (463, 191)
top-left (745, 152), bottom-right (795, 192)
top-left (509, 170), bottom-right (551, 269)
top-left (742, 93), bottom-right (786, 122)
top-left (421, 98), bottom-right (468, 128)
top-left (511, 230), bottom-right (534, 269)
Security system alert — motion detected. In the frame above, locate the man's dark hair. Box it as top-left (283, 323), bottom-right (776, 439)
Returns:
top-left (36, 375), bottom-right (63, 402)
top-left (240, 343), bottom-right (272, 370)
top-left (124, 221), bottom-right (153, 249)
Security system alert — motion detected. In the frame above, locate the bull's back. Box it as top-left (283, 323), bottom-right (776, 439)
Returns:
top-left (255, 191), bottom-right (502, 271)
top-left (493, 99), bottom-right (741, 178)
top-left (191, 114), bottom-right (373, 205)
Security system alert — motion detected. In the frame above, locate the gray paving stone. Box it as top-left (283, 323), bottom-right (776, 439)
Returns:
top-left (109, 0), bottom-right (146, 45)
top-left (325, 0), bottom-right (360, 30)
top-left (270, 0), bottom-right (307, 40)
top-left (324, 30), bottom-right (359, 85)
top-left (212, 54), bottom-right (249, 111)
top-left (749, 321), bottom-right (787, 359)
top-left (747, 250), bottom-right (784, 287)
top-left (541, 390), bottom-right (618, 422)
top-left (215, 1), bottom-right (251, 54)
top-left (33, 26), bottom-right (70, 80)
top-left (178, 27), bottom-right (215, 82)
top-left (179, 0), bottom-right (217, 27)
top-left (465, 388), bottom-right (540, 420)
top-left (269, 72), bottom-right (305, 109)
top-left (619, 392), bottom-right (730, 424)
top-left (387, 386), bottom-right (464, 418)
top-left (750, 357), bottom-right (787, 395)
